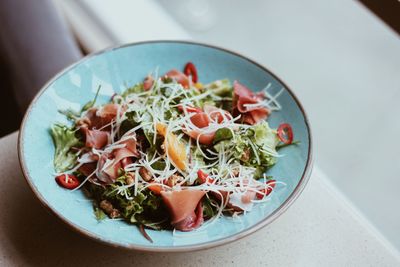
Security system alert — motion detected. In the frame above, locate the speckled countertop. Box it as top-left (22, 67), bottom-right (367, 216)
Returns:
top-left (1, 132), bottom-right (399, 266)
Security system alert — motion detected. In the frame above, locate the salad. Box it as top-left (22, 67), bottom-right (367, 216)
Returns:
top-left (50, 62), bottom-right (296, 242)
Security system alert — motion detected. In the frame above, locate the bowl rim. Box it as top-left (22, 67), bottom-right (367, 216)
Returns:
top-left (18, 40), bottom-right (313, 252)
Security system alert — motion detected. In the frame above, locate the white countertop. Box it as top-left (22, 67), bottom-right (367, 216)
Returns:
top-left (1, 132), bottom-right (399, 266)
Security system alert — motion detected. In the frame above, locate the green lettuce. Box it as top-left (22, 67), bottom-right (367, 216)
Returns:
top-left (50, 124), bottom-right (81, 172)
top-left (212, 122), bottom-right (279, 178)
top-left (94, 207), bottom-right (107, 221)
top-left (122, 83), bottom-right (144, 98)
top-left (213, 128), bottom-right (234, 144)
top-left (252, 121), bottom-right (279, 149)
top-left (81, 85), bottom-right (101, 112)
top-left (87, 175), bottom-right (169, 230)
top-left (205, 79), bottom-right (232, 97)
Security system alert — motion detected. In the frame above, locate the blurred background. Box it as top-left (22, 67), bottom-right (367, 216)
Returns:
top-left (0, 0), bottom-right (399, 252)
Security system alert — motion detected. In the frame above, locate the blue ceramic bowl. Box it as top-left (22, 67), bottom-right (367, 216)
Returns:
top-left (18, 41), bottom-right (312, 251)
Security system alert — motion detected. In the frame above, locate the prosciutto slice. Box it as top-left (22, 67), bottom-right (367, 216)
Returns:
top-left (79, 103), bottom-right (120, 130)
top-left (203, 104), bottom-right (230, 123)
top-left (174, 201), bottom-right (204, 231)
top-left (185, 112), bottom-right (215, 145)
top-left (143, 75), bottom-right (154, 91)
top-left (97, 147), bottom-right (137, 183)
top-left (119, 137), bottom-right (140, 157)
top-left (77, 152), bottom-right (99, 177)
top-left (233, 81), bottom-right (270, 125)
top-left (184, 105), bottom-right (231, 145)
top-left (186, 131), bottom-right (215, 146)
top-left (160, 190), bottom-right (205, 231)
top-left (84, 129), bottom-right (109, 149)
top-left (165, 69), bottom-right (190, 88)
top-left (78, 133), bottom-right (139, 184)
top-left (79, 162), bottom-right (97, 177)
top-left (190, 113), bottom-right (210, 128)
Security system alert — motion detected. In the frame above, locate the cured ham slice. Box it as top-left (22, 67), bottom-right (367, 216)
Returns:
top-left (165, 69), bottom-right (190, 88)
top-left (186, 111), bottom-right (215, 145)
top-left (186, 131), bottom-right (215, 146)
top-left (113, 148), bottom-right (136, 166)
top-left (173, 201), bottom-right (204, 231)
top-left (121, 157), bottom-right (133, 168)
top-left (190, 113), bottom-right (210, 128)
top-left (160, 190), bottom-right (205, 231)
top-left (84, 129), bottom-right (109, 149)
top-left (203, 104), bottom-right (230, 123)
top-left (96, 147), bottom-right (138, 183)
top-left (233, 81), bottom-right (270, 125)
top-left (97, 103), bottom-right (119, 121)
top-left (102, 160), bottom-right (121, 182)
top-left (79, 103), bottom-right (120, 130)
top-left (143, 75), bottom-right (154, 91)
top-left (120, 136), bottom-right (140, 157)
top-left (183, 105), bottom-right (231, 145)
top-left (245, 109), bottom-right (270, 125)
top-left (78, 152), bottom-right (99, 177)
top-left (79, 162), bottom-right (97, 177)
top-left (78, 133), bottom-right (138, 183)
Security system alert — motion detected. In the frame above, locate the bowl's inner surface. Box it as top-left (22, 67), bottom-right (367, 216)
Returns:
top-left (20, 42), bottom-right (310, 249)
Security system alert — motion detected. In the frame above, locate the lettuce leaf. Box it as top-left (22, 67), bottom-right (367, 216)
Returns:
top-left (213, 128), bottom-right (234, 144)
top-left (212, 122), bottom-right (279, 178)
top-left (205, 79), bottom-right (232, 97)
top-left (50, 124), bottom-right (81, 172)
top-left (94, 207), bottom-right (107, 221)
top-left (252, 121), bottom-right (279, 149)
top-left (122, 83), bottom-right (144, 98)
top-left (81, 85), bottom-right (101, 112)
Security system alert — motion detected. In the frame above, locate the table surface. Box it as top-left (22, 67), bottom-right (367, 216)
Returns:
top-left (1, 131), bottom-right (399, 266)
top-left (59, 0), bottom-right (400, 249)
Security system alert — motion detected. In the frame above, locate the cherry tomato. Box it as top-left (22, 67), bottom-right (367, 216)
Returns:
top-left (183, 62), bottom-right (198, 83)
top-left (55, 174), bottom-right (80, 190)
top-left (197, 170), bottom-right (214, 184)
top-left (277, 123), bottom-right (293, 145)
top-left (148, 183), bottom-right (163, 195)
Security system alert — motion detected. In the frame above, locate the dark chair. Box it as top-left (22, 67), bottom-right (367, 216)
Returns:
top-left (0, 0), bottom-right (83, 136)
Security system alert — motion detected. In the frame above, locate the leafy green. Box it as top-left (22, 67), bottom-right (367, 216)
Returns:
top-left (252, 121), bottom-right (279, 148)
top-left (118, 110), bottom-right (140, 137)
top-left (58, 109), bottom-right (80, 121)
top-left (122, 83), bottom-right (144, 98)
top-left (202, 198), bottom-right (217, 219)
top-left (81, 85), bottom-right (101, 112)
top-left (94, 207), bottom-right (107, 221)
top-left (86, 175), bottom-right (169, 229)
top-left (213, 137), bottom-right (246, 160)
top-left (151, 161), bottom-right (166, 171)
top-left (213, 128), bottom-right (234, 144)
top-left (276, 140), bottom-right (301, 150)
top-left (50, 124), bottom-right (81, 172)
top-left (190, 146), bottom-right (207, 168)
top-left (212, 122), bottom-right (279, 178)
top-left (205, 79), bottom-right (232, 97)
